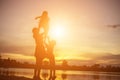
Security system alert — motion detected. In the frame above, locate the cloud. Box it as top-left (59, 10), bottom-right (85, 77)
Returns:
top-left (0, 41), bottom-right (34, 55)
top-left (59, 53), bottom-right (120, 66)
top-left (94, 53), bottom-right (120, 65)
top-left (95, 53), bottom-right (120, 60)
top-left (107, 24), bottom-right (120, 29)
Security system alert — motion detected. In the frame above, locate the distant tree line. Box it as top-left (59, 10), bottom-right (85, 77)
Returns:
top-left (0, 57), bottom-right (34, 68)
top-left (0, 57), bottom-right (120, 72)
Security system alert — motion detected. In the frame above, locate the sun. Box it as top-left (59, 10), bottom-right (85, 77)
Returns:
top-left (49, 24), bottom-right (65, 40)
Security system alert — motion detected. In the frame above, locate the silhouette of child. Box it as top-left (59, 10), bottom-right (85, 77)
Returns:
top-left (32, 27), bottom-right (46, 80)
top-left (45, 37), bottom-right (56, 80)
top-left (35, 11), bottom-right (49, 37)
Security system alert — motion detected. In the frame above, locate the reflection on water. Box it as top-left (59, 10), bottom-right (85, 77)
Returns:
top-left (0, 68), bottom-right (120, 80)
top-left (62, 73), bottom-right (67, 80)
top-left (0, 68), bottom-right (15, 76)
top-left (41, 69), bottom-right (49, 80)
top-left (61, 71), bottom-right (67, 80)
top-left (92, 72), bottom-right (100, 80)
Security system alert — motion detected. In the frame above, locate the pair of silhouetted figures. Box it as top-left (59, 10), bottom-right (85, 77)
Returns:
top-left (32, 11), bottom-right (56, 80)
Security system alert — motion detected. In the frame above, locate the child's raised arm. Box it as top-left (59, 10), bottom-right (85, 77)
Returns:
top-left (35, 16), bottom-right (41, 20)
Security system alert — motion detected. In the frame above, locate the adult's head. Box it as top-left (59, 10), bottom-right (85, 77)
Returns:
top-left (32, 27), bottom-right (40, 39)
top-left (32, 27), bottom-right (39, 34)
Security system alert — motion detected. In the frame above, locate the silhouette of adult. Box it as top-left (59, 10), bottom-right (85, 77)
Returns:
top-left (32, 27), bottom-right (45, 80)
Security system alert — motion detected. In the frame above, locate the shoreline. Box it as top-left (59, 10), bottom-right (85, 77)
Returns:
top-left (0, 75), bottom-right (32, 80)
top-left (0, 66), bottom-right (120, 72)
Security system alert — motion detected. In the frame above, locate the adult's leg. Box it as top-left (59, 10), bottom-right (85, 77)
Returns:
top-left (33, 65), bottom-right (37, 79)
top-left (33, 58), bottom-right (39, 79)
top-left (49, 69), bottom-right (52, 80)
top-left (36, 58), bottom-right (43, 80)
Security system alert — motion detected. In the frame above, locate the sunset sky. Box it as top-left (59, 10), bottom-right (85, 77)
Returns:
top-left (0, 0), bottom-right (120, 66)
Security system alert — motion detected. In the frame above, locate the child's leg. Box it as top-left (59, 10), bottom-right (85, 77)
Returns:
top-left (39, 22), bottom-right (42, 29)
top-left (52, 56), bottom-right (56, 79)
top-left (48, 57), bottom-right (52, 80)
top-left (44, 25), bottom-right (49, 37)
top-left (50, 56), bottom-right (56, 80)
top-left (53, 64), bottom-right (56, 78)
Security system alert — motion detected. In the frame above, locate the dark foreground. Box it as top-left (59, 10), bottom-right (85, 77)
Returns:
top-left (0, 75), bottom-right (32, 80)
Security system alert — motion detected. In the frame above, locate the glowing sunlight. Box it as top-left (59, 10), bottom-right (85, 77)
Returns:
top-left (49, 23), bottom-right (66, 40)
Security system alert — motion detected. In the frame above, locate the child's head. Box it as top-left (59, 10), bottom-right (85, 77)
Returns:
top-left (42, 11), bottom-right (48, 16)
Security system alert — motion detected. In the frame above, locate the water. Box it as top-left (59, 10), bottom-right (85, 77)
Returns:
top-left (0, 68), bottom-right (120, 80)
